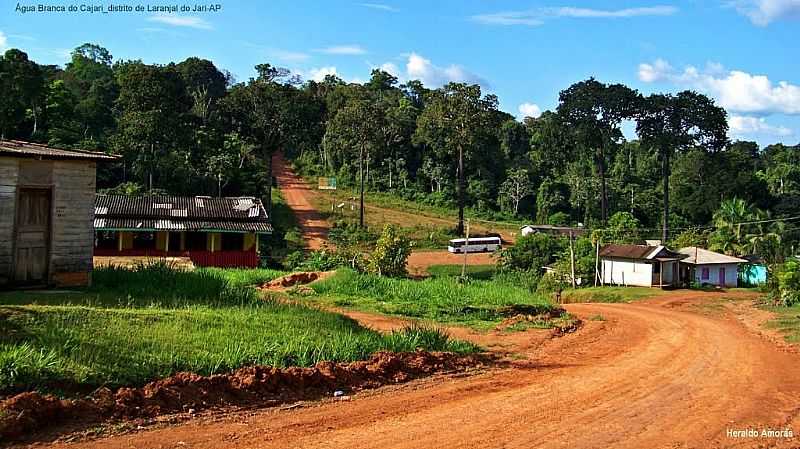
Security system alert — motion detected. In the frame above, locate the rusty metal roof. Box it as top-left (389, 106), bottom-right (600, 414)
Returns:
top-left (94, 195), bottom-right (272, 234)
top-left (0, 139), bottom-right (118, 161)
top-left (600, 244), bottom-right (660, 259)
top-left (600, 244), bottom-right (687, 261)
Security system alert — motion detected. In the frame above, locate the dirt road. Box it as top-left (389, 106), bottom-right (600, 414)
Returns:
top-left (273, 153), bottom-right (328, 250)
top-left (41, 291), bottom-right (800, 449)
top-left (406, 250), bottom-right (497, 276)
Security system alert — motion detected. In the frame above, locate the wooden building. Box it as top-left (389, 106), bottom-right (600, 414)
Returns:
top-left (599, 244), bottom-right (687, 288)
top-left (0, 140), bottom-right (117, 287)
top-left (93, 195), bottom-right (272, 268)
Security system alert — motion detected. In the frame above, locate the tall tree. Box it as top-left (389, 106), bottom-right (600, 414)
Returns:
top-left (322, 98), bottom-right (381, 227)
top-left (64, 43), bottom-right (117, 143)
top-left (637, 91), bottom-right (728, 241)
top-left (415, 83), bottom-right (498, 235)
top-left (0, 49), bottom-right (44, 139)
top-left (557, 79), bottom-right (639, 223)
top-left (223, 64), bottom-right (300, 213)
top-left (114, 61), bottom-right (190, 191)
top-left (499, 168), bottom-right (533, 215)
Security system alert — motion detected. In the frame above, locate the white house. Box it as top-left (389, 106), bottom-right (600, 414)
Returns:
top-left (599, 244), bottom-right (687, 288)
top-left (677, 247), bottom-right (747, 288)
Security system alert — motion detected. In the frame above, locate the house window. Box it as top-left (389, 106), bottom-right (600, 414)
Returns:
top-left (701, 267), bottom-right (710, 280)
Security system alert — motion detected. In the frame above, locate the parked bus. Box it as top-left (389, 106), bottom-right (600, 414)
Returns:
top-left (447, 237), bottom-right (502, 254)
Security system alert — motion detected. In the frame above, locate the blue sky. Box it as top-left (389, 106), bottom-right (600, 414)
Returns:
top-left (2, 0), bottom-right (799, 145)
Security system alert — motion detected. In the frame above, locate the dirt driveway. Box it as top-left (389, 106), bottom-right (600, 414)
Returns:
top-left (40, 290), bottom-right (800, 449)
top-left (273, 152), bottom-right (328, 250)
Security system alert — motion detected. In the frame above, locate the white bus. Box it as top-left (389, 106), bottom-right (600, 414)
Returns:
top-left (447, 237), bottom-right (502, 254)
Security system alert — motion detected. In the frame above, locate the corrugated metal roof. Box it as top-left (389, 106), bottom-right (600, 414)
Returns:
top-left (94, 194), bottom-right (272, 234)
top-left (95, 195), bottom-right (268, 220)
top-left (678, 247), bottom-right (748, 265)
top-left (94, 218), bottom-right (273, 233)
top-left (0, 139), bottom-right (118, 161)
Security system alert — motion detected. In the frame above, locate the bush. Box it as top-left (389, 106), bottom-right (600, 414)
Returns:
top-left (497, 233), bottom-right (565, 272)
top-left (548, 212), bottom-right (570, 226)
top-left (776, 259), bottom-right (800, 306)
top-left (286, 249), bottom-right (366, 272)
top-left (328, 220), bottom-right (379, 248)
top-left (536, 272), bottom-right (568, 294)
top-left (368, 225), bottom-right (411, 277)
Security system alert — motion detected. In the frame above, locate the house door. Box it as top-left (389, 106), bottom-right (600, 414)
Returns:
top-left (719, 267), bottom-right (726, 287)
top-left (14, 188), bottom-right (51, 284)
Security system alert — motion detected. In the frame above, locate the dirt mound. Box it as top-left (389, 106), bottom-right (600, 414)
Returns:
top-left (0, 351), bottom-right (486, 442)
top-left (261, 271), bottom-right (332, 291)
top-left (494, 305), bottom-right (582, 336)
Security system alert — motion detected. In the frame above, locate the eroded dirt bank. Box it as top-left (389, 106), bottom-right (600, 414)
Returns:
top-left (28, 291), bottom-right (800, 449)
top-left (1, 352), bottom-right (486, 444)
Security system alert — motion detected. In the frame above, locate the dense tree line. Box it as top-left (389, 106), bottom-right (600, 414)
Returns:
top-left (2, 44), bottom-right (799, 240)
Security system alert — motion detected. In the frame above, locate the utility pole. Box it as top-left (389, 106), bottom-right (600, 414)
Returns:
top-left (461, 219), bottom-right (470, 279)
top-left (359, 144), bottom-right (365, 228)
top-left (569, 231), bottom-right (576, 289)
top-left (594, 238), bottom-right (600, 287)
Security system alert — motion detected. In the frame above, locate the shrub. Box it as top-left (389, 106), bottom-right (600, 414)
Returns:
top-left (368, 225), bottom-right (411, 277)
top-left (776, 259), bottom-right (800, 306)
top-left (328, 220), bottom-right (379, 248)
top-left (548, 212), bottom-right (570, 226)
top-left (497, 233), bottom-right (565, 272)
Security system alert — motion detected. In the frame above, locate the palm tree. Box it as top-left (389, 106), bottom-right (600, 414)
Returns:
top-left (710, 198), bottom-right (753, 255)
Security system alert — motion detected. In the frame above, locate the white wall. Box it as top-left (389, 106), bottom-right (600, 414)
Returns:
top-left (694, 263), bottom-right (739, 287)
top-left (601, 258), bottom-right (653, 287)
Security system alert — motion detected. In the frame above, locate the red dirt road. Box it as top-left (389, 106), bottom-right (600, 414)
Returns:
top-left (273, 153), bottom-right (328, 250)
top-left (406, 250), bottom-right (497, 276)
top-left (39, 291), bottom-right (800, 449)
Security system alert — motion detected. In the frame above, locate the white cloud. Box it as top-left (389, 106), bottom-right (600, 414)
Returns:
top-left (472, 5), bottom-right (677, 26)
top-left (147, 13), bottom-right (212, 30)
top-left (729, 115), bottom-right (793, 138)
top-left (269, 49), bottom-right (310, 63)
top-left (0, 31), bottom-right (7, 51)
top-left (518, 103), bottom-right (542, 119)
top-left (638, 59), bottom-right (800, 115)
top-left (318, 45), bottom-right (367, 55)
top-left (730, 0), bottom-right (800, 26)
top-left (359, 3), bottom-right (398, 12)
top-left (308, 66), bottom-right (339, 82)
top-left (405, 52), bottom-right (488, 88)
top-left (377, 62), bottom-right (400, 77)
top-left (637, 58), bottom-right (673, 82)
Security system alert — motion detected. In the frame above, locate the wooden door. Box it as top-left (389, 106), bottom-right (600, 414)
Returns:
top-left (719, 266), bottom-right (726, 287)
top-left (14, 188), bottom-right (51, 284)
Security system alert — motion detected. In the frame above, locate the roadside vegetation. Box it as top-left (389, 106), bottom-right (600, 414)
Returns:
top-left (0, 263), bottom-right (475, 396)
top-left (307, 268), bottom-right (558, 329)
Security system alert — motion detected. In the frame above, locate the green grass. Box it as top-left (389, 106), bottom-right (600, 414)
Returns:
top-left (765, 303), bottom-right (800, 344)
top-left (306, 269), bottom-right (557, 328)
top-left (0, 264), bottom-right (476, 396)
top-left (426, 264), bottom-right (496, 280)
top-left (560, 286), bottom-right (666, 304)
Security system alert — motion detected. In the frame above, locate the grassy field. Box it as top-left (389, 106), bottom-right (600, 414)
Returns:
top-left (426, 264), bottom-right (496, 280)
top-left (765, 303), bottom-right (800, 343)
top-left (560, 287), bottom-right (666, 303)
top-left (306, 269), bottom-right (557, 329)
top-left (0, 264), bottom-right (475, 396)
top-left (307, 186), bottom-right (519, 245)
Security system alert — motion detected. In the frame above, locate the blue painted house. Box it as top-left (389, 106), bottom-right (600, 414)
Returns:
top-left (740, 255), bottom-right (768, 286)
